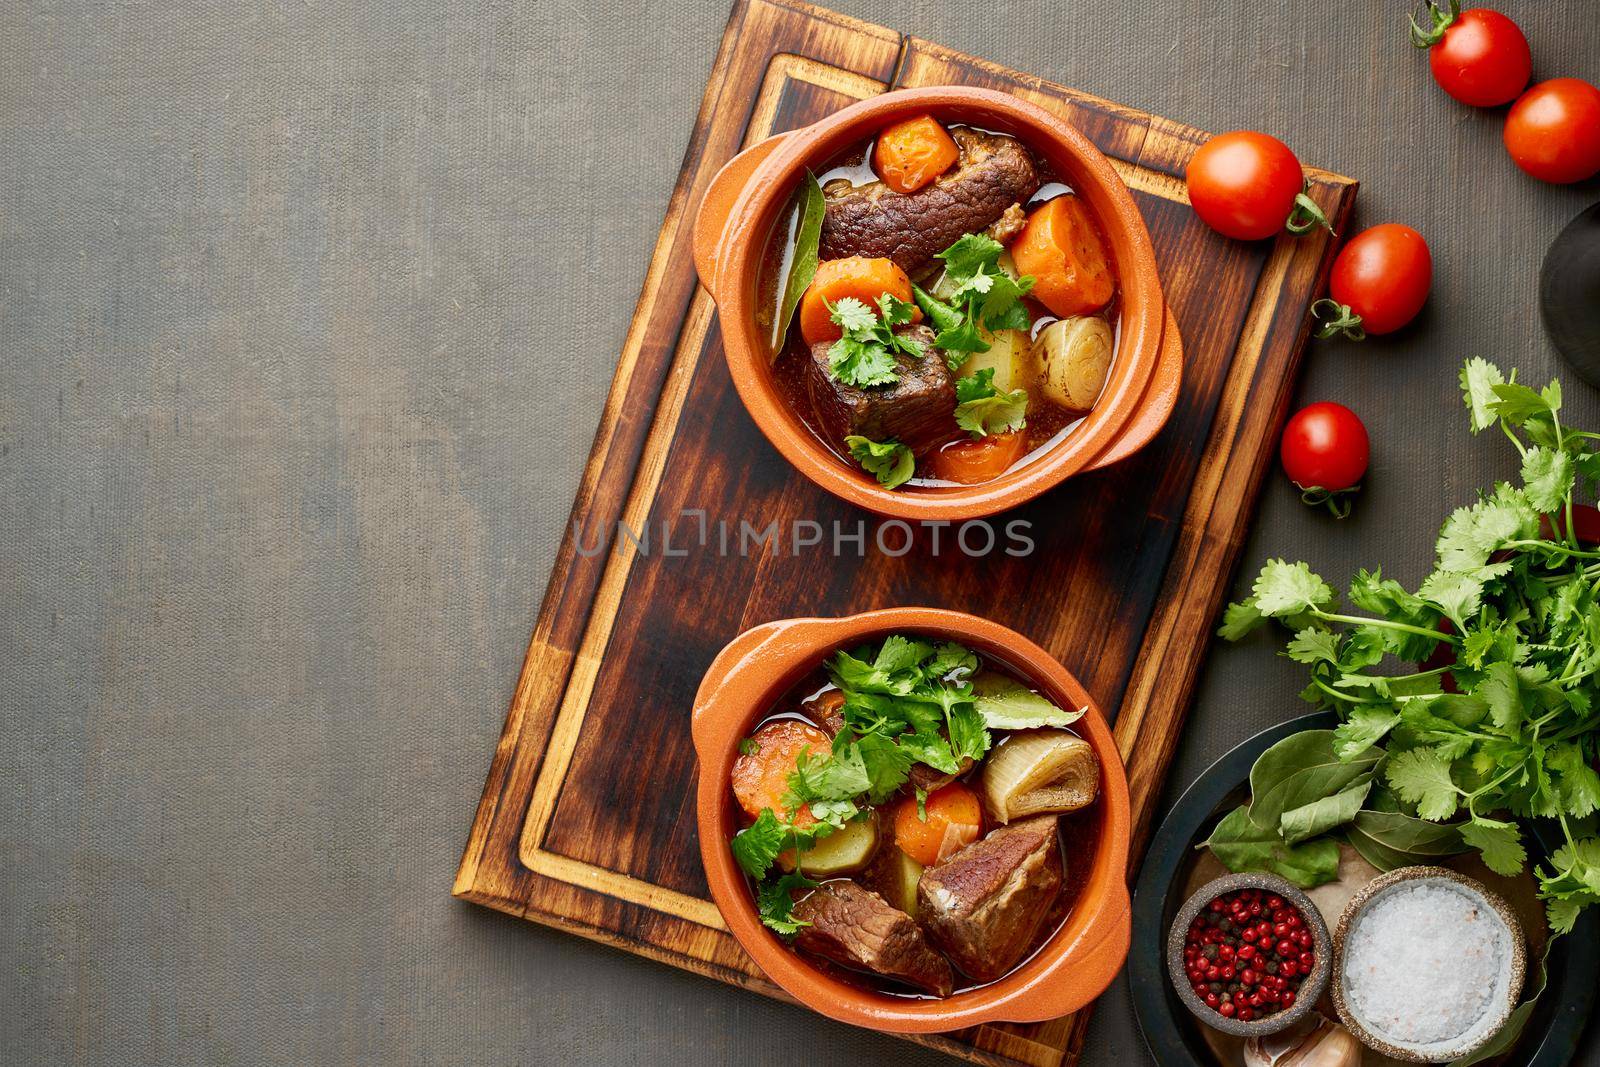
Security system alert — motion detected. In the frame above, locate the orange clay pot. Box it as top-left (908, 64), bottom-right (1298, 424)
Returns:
top-left (692, 87), bottom-right (1181, 520)
top-left (692, 608), bottom-right (1132, 1032)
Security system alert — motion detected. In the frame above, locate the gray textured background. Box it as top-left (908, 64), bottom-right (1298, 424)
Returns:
top-left (3, 1), bottom-right (1598, 1064)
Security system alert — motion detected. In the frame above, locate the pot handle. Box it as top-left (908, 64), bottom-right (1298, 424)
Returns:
top-left (690, 615), bottom-right (854, 759)
top-left (1085, 307), bottom-right (1183, 472)
top-left (692, 131), bottom-right (798, 301)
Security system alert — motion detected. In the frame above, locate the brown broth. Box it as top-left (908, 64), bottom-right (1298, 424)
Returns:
top-left (758, 125), bottom-right (1122, 487)
top-left (732, 645), bottom-right (1104, 997)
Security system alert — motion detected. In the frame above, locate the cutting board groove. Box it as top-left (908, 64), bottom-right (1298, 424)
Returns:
top-left (455, 2), bottom-right (1355, 1064)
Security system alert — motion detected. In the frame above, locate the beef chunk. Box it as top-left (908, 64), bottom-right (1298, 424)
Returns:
top-left (820, 128), bottom-right (1040, 273)
top-left (806, 324), bottom-right (957, 458)
top-left (907, 758), bottom-right (975, 796)
top-left (792, 880), bottom-right (955, 997)
top-left (802, 689), bottom-right (846, 737)
top-left (916, 815), bottom-right (1063, 983)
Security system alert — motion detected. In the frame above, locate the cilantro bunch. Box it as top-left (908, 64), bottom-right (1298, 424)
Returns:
top-left (1215, 359), bottom-right (1600, 936)
top-left (912, 233), bottom-right (1036, 360)
top-left (826, 294), bottom-right (925, 388)
top-left (731, 635), bottom-right (1084, 933)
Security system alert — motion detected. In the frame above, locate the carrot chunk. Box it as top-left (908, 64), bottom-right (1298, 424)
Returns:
top-left (893, 782), bottom-right (983, 866)
top-left (1009, 196), bottom-right (1115, 318)
top-left (731, 719), bottom-right (831, 828)
top-left (798, 256), bottom-right (919, 346)
top-left (930, 430), bottom-right (1028, 485)
top-left (873, 114), bottom-right (961, 194)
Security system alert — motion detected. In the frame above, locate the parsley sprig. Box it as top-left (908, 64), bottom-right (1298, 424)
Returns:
top-left (731, 635), bottom-right (1083, 934)
top-left (826, 295), bottom-right (924, 388)
top-left (1216, 359), bottom-right (1600, 938)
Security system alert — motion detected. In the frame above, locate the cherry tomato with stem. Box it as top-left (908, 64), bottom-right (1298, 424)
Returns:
top-left (1185, 131), bottom-right (1332, 241)
top-left (1504, 78), bottom-right (1600, 184)
top-left (1281, 402), bottom-right (1369, 518)
top-left (1409, 2), bottom-right (1530, 107)
top-left (1313, 224), bottom-right (1432, 341)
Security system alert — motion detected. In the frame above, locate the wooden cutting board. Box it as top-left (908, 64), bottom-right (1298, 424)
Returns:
top-left (453, 1), bottom-right (1356, 1063)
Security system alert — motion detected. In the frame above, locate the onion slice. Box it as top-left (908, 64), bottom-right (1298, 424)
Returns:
top-left (978, 728), bottom-right (1099, 824)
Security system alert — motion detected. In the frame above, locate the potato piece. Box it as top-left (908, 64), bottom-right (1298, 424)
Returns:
top-left (1034, 316), bottom-right (1113, 411)
top-left (862, 845), bottom-right (924, 917)
top-left (788, 814), bottom-right (880, 877)
top-left (953, 327), bottom-right (1032, 395)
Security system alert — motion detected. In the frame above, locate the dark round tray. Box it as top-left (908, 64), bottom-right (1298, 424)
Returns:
top-left (1129, 711), bottom-right (1599, 1066)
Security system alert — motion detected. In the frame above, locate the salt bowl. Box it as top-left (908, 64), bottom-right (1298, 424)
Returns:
top-left (1332, 866), bottom-right (1526, 1063)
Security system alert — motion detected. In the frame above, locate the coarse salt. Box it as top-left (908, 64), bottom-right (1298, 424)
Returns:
top-left (1340, 879), bottom-right (1514, 1057)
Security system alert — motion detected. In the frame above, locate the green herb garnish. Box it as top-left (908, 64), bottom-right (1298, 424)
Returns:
top-left (953, 368), bottom-right (1029, 437)
top-left (912, 233), bottom-right (1035, 364)
top-left (1214, 358), bottom-right (1600, 935)
top-left (735, 635), bottom-right (1076, 934)
top-left (826, 294), bottom-right (923, 387)
top-left (844, 435), bottom-right (915, 490)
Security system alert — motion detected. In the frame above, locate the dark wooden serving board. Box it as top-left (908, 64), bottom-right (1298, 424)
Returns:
top-left (454, 2), bottom-right (1356, 1064)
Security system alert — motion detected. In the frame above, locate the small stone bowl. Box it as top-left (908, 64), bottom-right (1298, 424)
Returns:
top-left (1331, 866), bottom-right (1527, 1063)
top-left (1166, 872), bottom-right (1333, 1039)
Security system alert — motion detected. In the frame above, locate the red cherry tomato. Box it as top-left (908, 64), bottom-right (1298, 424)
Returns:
top-left (1414, 7), bottom-right (1530, 107)
top-left (1185, 131), bottom-right (1329, 241)
top-left (1503, 78), bottom-right (1600, 184)
top-left (1281, 402), bottom-right (1369, 517)
top-left (1314, 224), bottom-right (1432, 340)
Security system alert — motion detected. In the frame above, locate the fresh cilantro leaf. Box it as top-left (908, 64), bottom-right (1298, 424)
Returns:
top-left (1252, 559), bottom-right (1336, 617)
top-left (756, 871), bottom-right (817, 935)
top-left (826, 295), bottom-right (926, 388)
top-left (1333, 707), bottom-right (1399, 760)
top-left (1386, 747), bottom-right (1460, 820)
top-left (1461, 817), bottom-right (1528, 877)
top-left (1460, 357), bottom-right (1506, 433)
top-left (738, 738), bottom-right (760, 756)
top-left (853, 731), bottom-right (914, 804)
top-left (845, 435), bottom-right (915, 490)
top-left (1522, 446), bottom-right (1574, 513)
top-left (915, 786), bottom-right (929, 821)
top-left (731, 809), bottom-right (787, 880)
top-left (1550, 742), bottom-right (1600, 818)
top-left (921, 233), bottom-right (1035, 354)
top-left (1490, 380), bottom-right (1556, 426)
top-left (1218, 598), bottom-right (1266, 640)
top-left (830, 296), bottom-right (877, 335)
top-left (927, 642), bottom-right (979, 680)
top-left (1285, 628), bottom-right (1340, 666)
top-left (953, 368), bottom-right (1029, 437)
top-left (1475, 661), bottom-right (1523, 729)
top-left (947, 705), bottom-right (992, 763)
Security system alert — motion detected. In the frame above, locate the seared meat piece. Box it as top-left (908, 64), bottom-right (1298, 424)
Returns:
top-left (806, 324), bottom-right (957, 458)
top-left (792, 880), bottom-right (955, 997)
top-left (984, 203), bottom-right (1028, 244)
top-left (820, 128), bottom-right (1040, 272)
top-left (917, 815), bottom-right (1063, 983)
top-left (907, 758), bottom-right (975, 795)
top-left (803, 690), bottom-right (847, 737)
